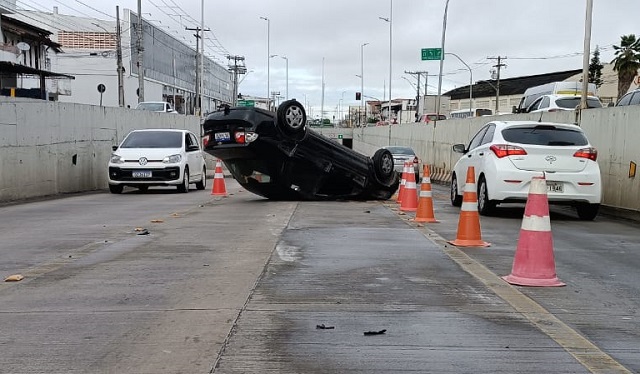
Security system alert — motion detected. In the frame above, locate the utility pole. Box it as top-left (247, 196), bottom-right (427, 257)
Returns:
top-left (186, 26), bottom-right (210, 115)
top-left (115, 6), bottom-right (124, 107)
top-left (488, 56), bottom-right (507, 113)
top-left (227, 55), bottom-right (246, 106)
top-left (405, 71), bottom-right (428, 120)
top-left (136, 0), bottom-right (144, 102)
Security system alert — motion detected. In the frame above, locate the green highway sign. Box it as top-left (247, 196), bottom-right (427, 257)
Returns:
top-left (237, 100), bottom-right (255, 107)
top-left (338, 134), bottom-right (343, 139)
top-left (421, 48), bottom-right (442, 61)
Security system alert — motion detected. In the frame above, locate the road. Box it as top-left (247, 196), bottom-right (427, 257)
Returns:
top-left (0, 179), bottom-right (638, 373)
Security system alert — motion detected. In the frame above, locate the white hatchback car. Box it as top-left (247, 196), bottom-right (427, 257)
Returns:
top-left (450, 121), bottom-right (601, 220)
top-left (108, 129), bottom-right (206, 194)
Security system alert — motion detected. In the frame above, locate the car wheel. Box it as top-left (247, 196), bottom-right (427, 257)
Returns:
top-left (450, 173), bottom-right (462, 207)
top-left (276, 99), bottom-right (307, 140)
top-left (137, 185), bottom-right (148, 192)
top-left (477, 176), bottom-right (495, 215)
top-left (372, 148), bottom-right (395, 184)
top-left (109, 184), bottom-right (123, 194)
top-left (576, 203), bottom-right (599, 221)
top-left (177, 168), bottom-right (189, 193)
top-left (195, 166), bottom-right (206, 190)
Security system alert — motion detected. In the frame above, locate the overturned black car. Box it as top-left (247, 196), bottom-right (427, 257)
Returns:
top-left (201, 99), bottom-right (398, 200)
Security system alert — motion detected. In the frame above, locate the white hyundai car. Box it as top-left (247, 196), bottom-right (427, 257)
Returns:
top-left (108, 129), bottom-right (206, 194)
top-left (450, 121), bottom-right (601, 220)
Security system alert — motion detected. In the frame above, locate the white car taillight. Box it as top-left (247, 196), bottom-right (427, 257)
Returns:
top-left (490, 144), bottom-right (527, 158)
top-left (573, 147), bottom-right (597, 161)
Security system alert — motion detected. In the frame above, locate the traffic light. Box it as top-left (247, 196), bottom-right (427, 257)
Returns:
top-left (356, 92), bottom-right (361, 100)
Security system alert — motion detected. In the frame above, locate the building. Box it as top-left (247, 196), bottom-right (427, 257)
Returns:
top-left (0, 1), bottom-right (74, 99)
top-left (5, 7), bottom-right (233, 114)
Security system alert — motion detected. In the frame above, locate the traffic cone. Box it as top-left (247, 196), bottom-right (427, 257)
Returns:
top-left (396, 161), bottom-right (408, 204)
top-left (211, 159), bottom-right (227, 196)
top-left (502, 176), bottom-right (565, 287)
top-left (400, 163), bottom-right (418, 212)
top-left (413, 165), bottom-right (438, 223)
top-left (448, 166), bottom-right (490, 247)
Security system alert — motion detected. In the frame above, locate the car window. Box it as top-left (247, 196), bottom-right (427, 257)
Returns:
top-left (630, 92), bottom-right (640, 106)
top-left (136, 102), bottom-right (165, 111)
top-left (185, 133), bottom-right (193, 149)
top-left (528, 97), bottom-right (542, 111)
top-left (540, 96), bottom-right (551, 109)
top-left (480, 125), bottom-right (495, 145)
top-left (616, 92), bottom-right (633, 106)
top-left (386, 146), bottom-right (414, 155)
top-left (188, 133), bottom-right (200, 150)
top-left (501, 125), bottom-right (588, 146)
top-left (468, 126), bottom-right (489, 150)
top-left (120, 131), bottom-right (182, 148)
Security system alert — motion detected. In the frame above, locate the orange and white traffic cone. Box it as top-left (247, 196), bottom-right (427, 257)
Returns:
top-left (396, 161), bottom-right (408, 204)
top-left (448, 166), bottom-right (490, 247)
top-left (413, 165), bottom-right (438, 223)
top-left (211, 159), bottom-right (227, 196)
top-left (400, 163), bottom-right (419, 212)
top-left (502, 176), bottom-right (565, 287)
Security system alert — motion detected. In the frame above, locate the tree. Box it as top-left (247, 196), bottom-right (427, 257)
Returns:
top-left (588, 46), bottom-right (603, 88)
top-left (611, 34), bottom-right (640, 100)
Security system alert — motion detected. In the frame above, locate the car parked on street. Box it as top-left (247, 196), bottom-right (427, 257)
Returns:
top-left (201, 100), bottom-right (399, 200)
top-left (526, 94), bottom-right (603, 113)
top-left (450, 121), bottom-right (601, 220)
top-left (108, 129), bottom-right (206, 194)
top-left (383, 146), bottom-right (421, 182)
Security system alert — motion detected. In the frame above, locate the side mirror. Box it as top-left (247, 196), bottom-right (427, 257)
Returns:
top-left (452, 143), bottom-right (466, 154)
top-left (512, 105), bottom-right (517, 114)
top-left (112, 145), bottom-right (118, 151)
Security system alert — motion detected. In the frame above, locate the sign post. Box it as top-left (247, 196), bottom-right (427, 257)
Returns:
top-left (97, 84), bottom-right (106, 107)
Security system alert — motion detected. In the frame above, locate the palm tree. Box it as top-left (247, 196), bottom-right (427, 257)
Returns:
top-left (611, 34), bottom-right (640, 100)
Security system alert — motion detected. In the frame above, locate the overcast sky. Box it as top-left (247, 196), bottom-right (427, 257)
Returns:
top-left (25, 0), bottom-right (636, 117)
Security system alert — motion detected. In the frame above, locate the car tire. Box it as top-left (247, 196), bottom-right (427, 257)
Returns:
top-left (576, 203), bottom-right (599, 221)
top-left (276, 99), bottom-right (307, 140)
top-left (372, 148), bottom-right (395, 184)
top-left (177, 168), bottom-right (189, 193)
top-left (195, 166), bottom-right (206, 190)
top-left (450, 173), bottom-right (462, 207)
top-left (477, 176), bottom-right (496, 215)
top-left (109, 184), bottom-right (123, 194)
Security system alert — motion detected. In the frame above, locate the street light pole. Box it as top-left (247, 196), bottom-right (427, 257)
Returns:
top-left (360, 42), bottom-right (368, 127)
top-left (282, 56), bottom-right (289, 100)
top-left (260, 16), bottom-right (270, 110)
top-left (445, 52), bottom-right (472, 114)
top-left (436, 0), bottom-right (450, 121)
top-left (379, 0), bottom-right (392, 143)
top-left (580, 0), bottom-right (593, 111)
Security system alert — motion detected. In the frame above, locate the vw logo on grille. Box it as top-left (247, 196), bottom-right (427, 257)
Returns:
top-left (545, 156), bottom-right (557, 164)
top-left (138, 157), bottom-right (148, 165)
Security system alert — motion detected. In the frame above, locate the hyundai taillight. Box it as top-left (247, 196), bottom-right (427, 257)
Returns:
top-left (490, 144), bottom-right (527, 158)
top-left (573, 147), bottom-right (597, 161)
top-left (413, 156), bottom-right (419, 164)
top-left (234, 131), bottom-right (258, 144)
top-left (202, 134), bottom-right (210, 148)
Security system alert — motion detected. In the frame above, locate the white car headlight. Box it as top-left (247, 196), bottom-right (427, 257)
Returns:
top-left (110, 154), bottom-right (124, 164)
top-left (163, 154), bottom-right (182, 164)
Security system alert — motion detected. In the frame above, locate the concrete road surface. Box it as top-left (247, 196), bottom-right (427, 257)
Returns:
top-left (0, 179), bottom-right (638, 373)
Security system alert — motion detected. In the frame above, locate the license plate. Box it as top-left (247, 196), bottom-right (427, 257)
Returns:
top-left (215, 132), bottom-right (230, 141)
top-left (547, 181), bottom-right (563, 193)
top-left (132, 170), bottom-right (152, 178)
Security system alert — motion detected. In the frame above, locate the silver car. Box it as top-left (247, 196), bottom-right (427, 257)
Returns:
top-left (383, 146), bottom-right (421, 182)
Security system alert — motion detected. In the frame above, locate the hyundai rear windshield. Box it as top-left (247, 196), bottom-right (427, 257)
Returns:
top-left (501, 126), bottom-right (588, 146)
top-left (120, 131), bottom-right (182, 148)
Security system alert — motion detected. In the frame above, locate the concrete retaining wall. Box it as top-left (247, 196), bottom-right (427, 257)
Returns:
top-left (354, 106), bottom-right (640, 214)
top-left (0, 98), bottom-right (202, 202)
